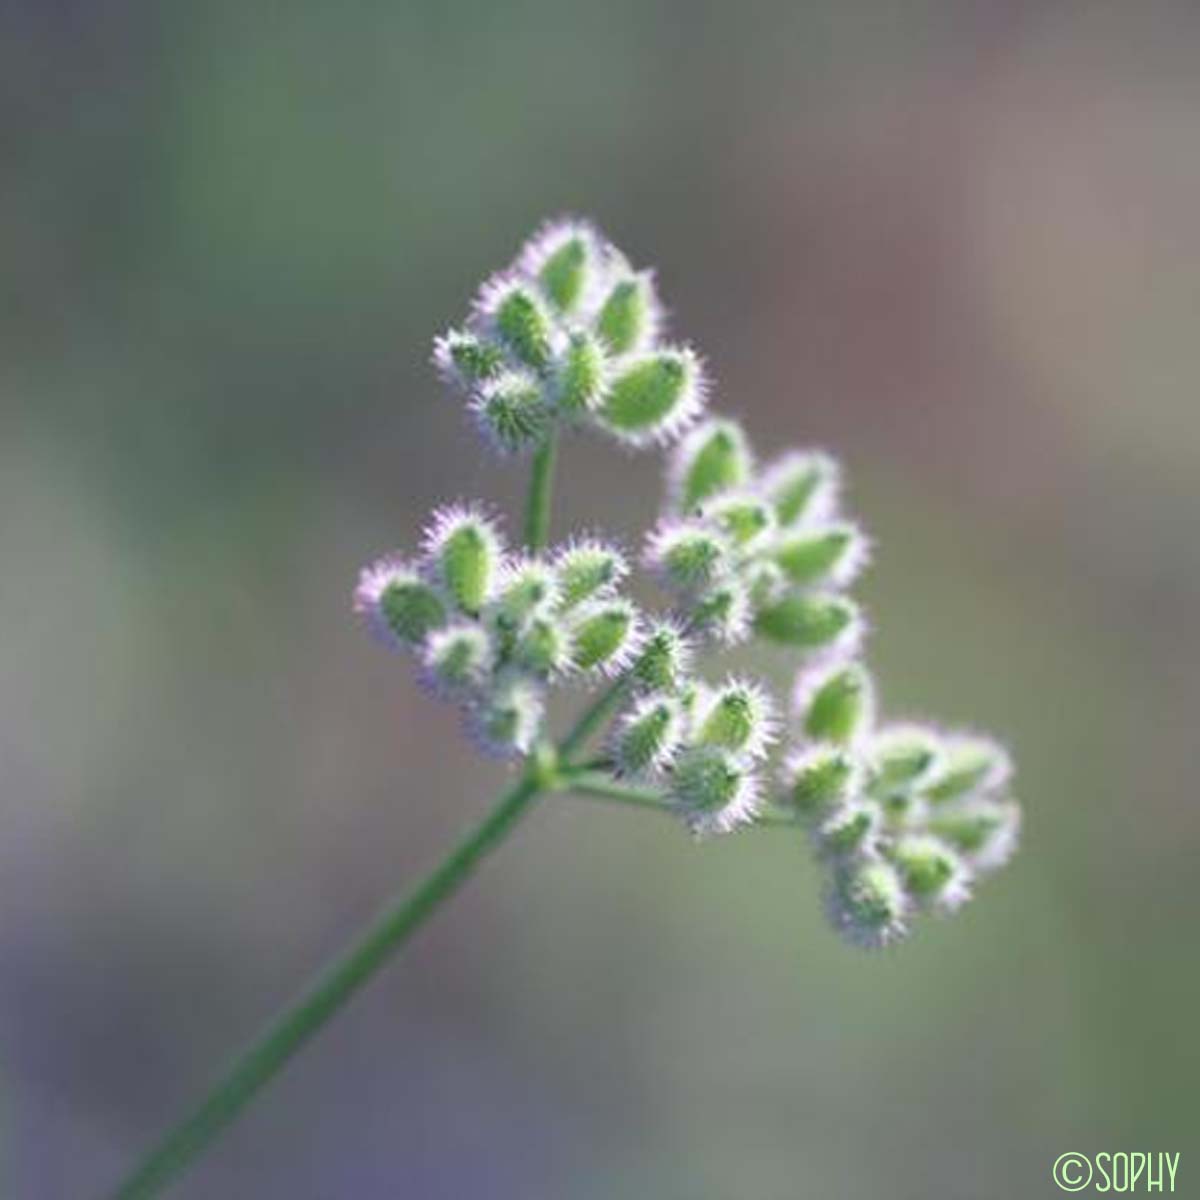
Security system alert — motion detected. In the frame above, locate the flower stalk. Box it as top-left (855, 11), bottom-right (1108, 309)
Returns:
top-left (108, 772), bottom-right (542, 1200)
top-left (111, 216), bottom-right (1022, 1196)
top-left (523, 428), bottom-right (558, 551)
top-left (112, 399), bottom-right (571, 1199)
top-left (108, 722), bottom-right (688, 1199)
top-left (562, 767), bottom-right (799, 826)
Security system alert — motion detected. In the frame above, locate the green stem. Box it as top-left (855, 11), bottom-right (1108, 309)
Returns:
top-left (558, 678), bottom-right (628, 760)
top-left (108, 774), bottom-right (540, 1200)
top-left (523, 430), bottom-right (559, 551)
top-left (561, 771), bottom-right (672, 813)
top-left (113, 425), bottom-right (569, 1197)
top-left (570, 755), bottom-right (613, 774)
top-left (562, 770), bottom-right (798, 829)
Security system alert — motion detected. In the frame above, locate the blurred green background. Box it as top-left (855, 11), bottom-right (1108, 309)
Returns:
top-left (4, 1), bottom-right (1199, 1196)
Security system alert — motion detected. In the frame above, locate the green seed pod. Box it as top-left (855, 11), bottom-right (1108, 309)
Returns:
top-left (595, 347), bottom-right (705, 447)
top-left (827, 859), bottom-right (909, 949)
top-left (610, 693), bottom-right (684, 777)
top-left (925, 736), bottom-right (1012, 803)
top-left (890, 835), bottom-right (972, 913)
top-left (745, 558), bottom-right (789, 612)
top-left (643, 520), bottom-right (729, 593)
top-left (697, 491), bottom-right (775, 550)
top-left (421, 623), bottom-right (492, 697)
top-left (676, 680), bottom-right (702, 721)
top-left (381, 582), bottom-right (444, 644)
top-left (432, 328), bottom-right (505, 390)
top-left (669, 745), bottom-right (760, 837)
top-left (471, 370), bottom-right (552, 454)
top-left (423, 506), bottom-right (504, 616)
top-left (754, 593), bottom-right (862, 650)
top-left (567, 598), bottom-right (642, 676)
top-left (772, 523), bottom-right (869, 587)
top-left (556, 330), bottom-right (608, 417)
top-left (761, 451), bottom-right (841, 528)
top-left (694, 678), bottom-right (777, 759)
top-left (816, 799), bottom-right (880, 856)
top-left (690, 575), bottom-right (753, 645)
top-left (629, 620), bottom-right (693, 694)
top-left (669, 419), bottom-right (753, 513)
top-left (867, 723), bottom-right (942, 792)
top-left (467, 676), bottom-right (544, 759)
top-left (528, 225), bottom-right (596, 314)
top-left (784, 746), bottom-right (862, 818)
top-left (489, 282), bottom-right (553, 371)
top-left (553, 540), bottom-right (628, 611)
top-left (878, 788), bottom-right (922, 826)
top-left (797, 664), bottom-right (875, 745)
top-left (514, 616), bottom-right (570, 677)
top-left (928, 799), bottom-right (1020, 874)
top-left (355, 557), bottom-right (447, 648)
top-left (595, 271), bottom-right (658, 355)
top-left (492, 556), bottom-right (559, 631)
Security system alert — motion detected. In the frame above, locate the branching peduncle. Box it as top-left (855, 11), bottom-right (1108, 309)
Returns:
top-left (523, 429), bottom-right (559, 551)
top-left (114, 215), bottom-right (1021, 1198)
top-left (560, 768), bottom-right (798, 828)
top-left (110, 429), bottom-right (576, 1199)
top-left (107, 773), bottom-right (541, 1200)
top-left (558, 677), bottom-right (628, 761)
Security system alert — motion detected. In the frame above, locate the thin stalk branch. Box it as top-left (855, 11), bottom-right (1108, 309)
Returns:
top-left (562, 772), bottom-right (673, 813)
top-left (107, 413), bottom-right (786, 1198)
top-left (523, 430), bottom-right (559, 552)
top-left (563, 770), bottom-right (799, 829)
top-left (569, 755), bottom-right (613, 774)
top-left (557, 678), bottom-right (628, 760)
top-left (107, 775), bottom-right (540, 1199)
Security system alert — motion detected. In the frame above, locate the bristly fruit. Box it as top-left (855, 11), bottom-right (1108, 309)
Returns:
top-left (611, 693), bottom-right (685, 777)
top-left (669, 418), bottom-right (753, 514)
top-left (356, 216), bottom-right (1020, 955)
top-left (566, 597), bottom-right (643, 676)
top-left (669, 745), bottom-right (761, 838)
top-left (595, 347), bottom-right (706, 448)
top-left (355, 556), bottom-right (446, 649)
top-left (437, 221), bottom-right (689, 452)
top-left (422, 505), bottom-right (504, 616)
top-left (553, 539), bottom-right (629, 611)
